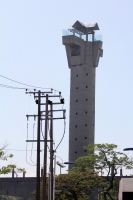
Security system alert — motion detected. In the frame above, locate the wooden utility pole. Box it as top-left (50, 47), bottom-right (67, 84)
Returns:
top-left (50, 102), bottom-right (53, 200)
top-left (43, 94), bottom-right (48, 200)
top-left (36, 90), bottom-right (41, 200)
top-left (26, 90), bottom-right (66, 200)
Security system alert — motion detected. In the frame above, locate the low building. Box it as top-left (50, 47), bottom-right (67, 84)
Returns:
top-left (119, 178), bottom-right (133, 200)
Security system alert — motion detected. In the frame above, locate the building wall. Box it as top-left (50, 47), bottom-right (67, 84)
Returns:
top-left (0, 176), bottom-right (131, 199)
top-left (0, 177), bottom-right (38, 198)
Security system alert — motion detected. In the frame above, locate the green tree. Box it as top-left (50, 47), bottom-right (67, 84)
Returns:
top-left (74, 143), bottom-right (133, 200)
top-left (55, 170), bottom-right (107, 200)
top-left (31, 170), bottom-right (107, 200)
top-left (0, 144), bottom-right (26, 175)
top-left (31, 144), bottom-right (133, 200)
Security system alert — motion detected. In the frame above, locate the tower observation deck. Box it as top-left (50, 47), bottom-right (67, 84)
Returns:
top-left (62, 20), bottom-right (103, 163)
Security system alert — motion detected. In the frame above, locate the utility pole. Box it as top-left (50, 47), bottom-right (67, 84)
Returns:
top-left (26, 90), bottom-right (52, 200)
top-left (36, 90), bottom-right (41, 200)
top-left (26, 90), bottom-right (66, 200)
top-left (53, 155), bottom-right (56, 200)
top-left (50, 101), bottom-right (53, 200)
top-left (43, 94), bottom-right (48, 200)
top-left (41, 98), bottom-right (66, 200)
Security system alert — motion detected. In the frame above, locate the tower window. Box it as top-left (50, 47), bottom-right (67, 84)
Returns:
top-left (75, 138), bottom-right (77, 141)
top-left (85, 137), bottom-right (87, 139)
top-left (76, 75), bottom-right (78, 77)
top-left (76, 100), bottom-right (78, 102)
top-left (76, 113), bottom-right (78, 115)
top-left (71, 45), bottom-right (80, 56)
top-left (76, 87), bottom-right (78, 89)
top-left (86, 86), bottom-right (88, 88)
top-left (86, 73), bottom-right (88, 76)
top-left (86, 99), bottom-right (88, 101)
top-left (84, 150), bottom-right (87, 152)
top-left (75, 125), bottom-right (77, 128)
top-left (85, 124), bottom-right (87, 126)
top-left (75, 151), bottom-right (77, 154)
top-left (85, 111), bottom-right (87, 114)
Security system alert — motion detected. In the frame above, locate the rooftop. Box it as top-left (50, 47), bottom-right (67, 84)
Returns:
top-left (72, 20), bottom-right (99, 34)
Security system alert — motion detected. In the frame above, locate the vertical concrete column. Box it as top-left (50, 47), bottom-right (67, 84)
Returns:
top-left (63, 33), bottom-right (103, 164)
top-left (12, 168), bottom-right (14, 178)
top-left (23, 172), bottom-right (25, 178)
top-left (120, 168), bottom-right (123, 176)
top-left (41, 167), bottom-right (43, 177)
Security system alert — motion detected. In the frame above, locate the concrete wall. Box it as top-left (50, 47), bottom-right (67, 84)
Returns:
top-left (0, 176), bottom-right (131, 199)
top-left (0, 177), bottom-right (42, 198)
top-left (63, 35), bottom-right (103, 163)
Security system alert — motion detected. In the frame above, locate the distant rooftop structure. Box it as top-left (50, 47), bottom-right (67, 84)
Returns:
top-left (63, 20), bottom-right (102, 42)
top-left (72, 20), bottom-right (99, 34)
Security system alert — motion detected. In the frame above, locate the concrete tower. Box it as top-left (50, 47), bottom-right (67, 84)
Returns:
top-left (62, 20), bottom-right (103, 162)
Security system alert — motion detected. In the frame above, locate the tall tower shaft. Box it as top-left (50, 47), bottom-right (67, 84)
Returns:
top-left (62, 21), bottom-right (103, 162)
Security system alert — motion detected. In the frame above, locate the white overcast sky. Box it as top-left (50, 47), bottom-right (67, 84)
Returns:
top-left (1, 0), bottom-right (133, 176)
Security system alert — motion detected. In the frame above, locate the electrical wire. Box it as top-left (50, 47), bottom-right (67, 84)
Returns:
top-left (29, 94), bottom-right (31, 114)
top-left (26, 122), bottom-right (36, 166)
top-left (30, 122), bottom-right (36, 165)
top-left (0, 84), bottom-right (27, 90)
top-left (41, 112), bottom-right (50, 150)
top-left (41, 120), bottom-right (44, 139)
top-left (0, 74), bottom-right (61, 92)
top-left (0, 74), bottom-right (50, 90)
top-left (4, 149), bottom-right (37, 151)
top-left (0, 74), bottom-right (65, 162)
top-left (47, 119), bottom-right (50, 151)
top-left (55, 119), bottom-right (66, 151)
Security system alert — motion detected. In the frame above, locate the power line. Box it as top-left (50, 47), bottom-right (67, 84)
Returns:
top-left (0, 74), bottom-right (50, 89)
top-left (0, 74), bottom-right (60, 92)
top-left (4, 149), bottom-right (39, 151)
top-left (0, 84), bottom-right (27, 90)
top-left (55, 119), bottom-right (66, 151)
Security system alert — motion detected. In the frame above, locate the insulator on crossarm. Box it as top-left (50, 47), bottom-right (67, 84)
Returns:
top-left (60, 98), bottom-right (64, 104)
top-left (34, 115), bottom-right (36, 121)
top-left (48, 100), bottom-right (52, 105)
top-left (26, 115), bottom-right (29, 121)
top-left (63, 110), bottom-right (66, 118)
top-left (35, 99), bottom-right (38, 104)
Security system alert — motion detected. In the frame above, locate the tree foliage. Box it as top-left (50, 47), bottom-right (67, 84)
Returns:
top-left (31, 169), bottom-right (107, 200)
top-left (31, 143), bottom-right (133, 200)
top-left (74, 143), bottom-right (133, 200)
top-left (74, 143), bottom-right (133, 173)
top-left (0, 143), bottom-right (26, 175)
top-left (55, 170), bottom-right (107, 200)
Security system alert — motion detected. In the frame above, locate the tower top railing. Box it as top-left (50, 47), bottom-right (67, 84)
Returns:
top-left (62, 29), bottom-right (102, 42)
